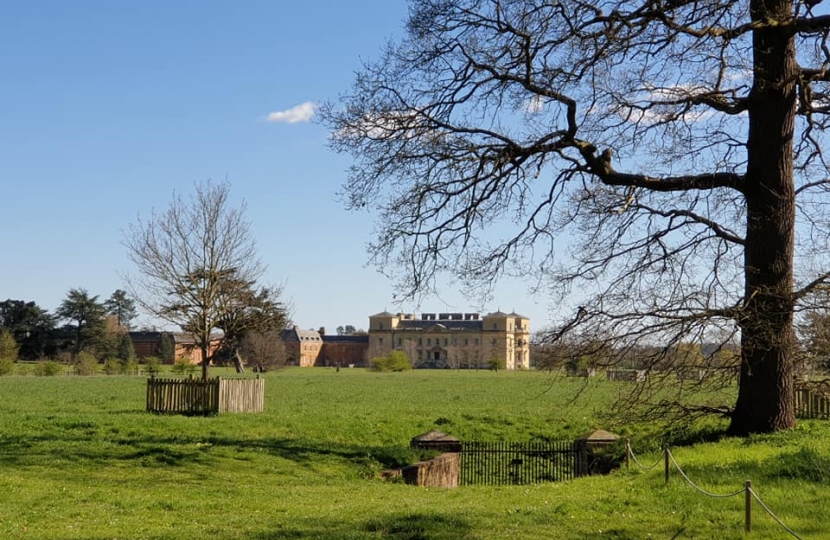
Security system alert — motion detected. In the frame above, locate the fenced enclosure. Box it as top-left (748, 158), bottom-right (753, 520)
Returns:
top-left (459, 440), bottom-right (579, 485)
top-left (146, 376), bottom-right (264, 414)
top-left (606, 369), bottom-right (646, 382)
top-left (795, 387), bottom-right (830, 419)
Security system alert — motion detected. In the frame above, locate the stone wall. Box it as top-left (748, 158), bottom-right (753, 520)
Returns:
top-left (399, 453), bottom-right (459, 488)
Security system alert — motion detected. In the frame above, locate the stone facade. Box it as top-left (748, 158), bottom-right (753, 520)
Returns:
top-left (367, 311), bottom-right (530, 370)
top-left (401, 453), bottom-right (459, 488)
top-left (280, 326), bottom-right (325, 367)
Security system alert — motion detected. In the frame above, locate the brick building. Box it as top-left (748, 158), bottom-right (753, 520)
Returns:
top-left (129, 331), bottom-right (221, 365)
top-left (319, 334), bottom-right (370, 367)
top-left (280, 326), bottom-right (370, 367)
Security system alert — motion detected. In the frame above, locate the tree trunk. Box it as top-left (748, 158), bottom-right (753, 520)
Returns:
top-left (233, 349), bottom-right (245, 374)
top-left (729, 0), bottom-right (797, 435)
top-left (201, 344), bottom-right (210, 382)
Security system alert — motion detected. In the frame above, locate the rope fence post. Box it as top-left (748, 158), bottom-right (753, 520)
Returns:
top-left (626, 438), bottom-right (631, 470)
top-left (628, 438), bottom-right (803, 539)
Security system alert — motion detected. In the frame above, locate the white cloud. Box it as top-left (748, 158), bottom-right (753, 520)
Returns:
top-left (266, 101), bottom-right (316, 123)
top-left (525, 95), bottom-right (544, 114)
top-left (332, 109), bottom-right (436, 142)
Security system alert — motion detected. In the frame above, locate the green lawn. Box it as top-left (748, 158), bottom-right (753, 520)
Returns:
top-left (0, 368), bottom-right (826, 539)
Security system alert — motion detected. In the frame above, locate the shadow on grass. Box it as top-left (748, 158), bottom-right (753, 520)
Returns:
top-left (252, 512), bottom-right (474, 540)
top-left (759, 446), bottom-right (830, 482)
top-left (0, 430), bottom-right (429, 473)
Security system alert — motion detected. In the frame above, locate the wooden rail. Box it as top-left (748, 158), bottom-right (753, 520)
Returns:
top-left (795, 388), bottom-right (830, 419)
top-left (219, 377), bottom-right (265, 413)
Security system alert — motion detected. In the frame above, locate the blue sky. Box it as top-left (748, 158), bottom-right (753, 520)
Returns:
top-left (0, 1), bottom-right (553, 334)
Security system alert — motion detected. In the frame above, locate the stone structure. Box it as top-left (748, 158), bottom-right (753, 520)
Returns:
top-left (279, 326), bottom-right (324, 367)
top-left (401, 453), bottom-right (459, 488)
top-left (367, 311), bottom-right (530, 369)
top-left (410, 430), bottom-right (463, 453)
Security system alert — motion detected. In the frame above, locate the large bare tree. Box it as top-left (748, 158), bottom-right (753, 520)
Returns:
top-left (124, 180), bottom-right (286, 380)
top-left (323, 0), bottom-right (830, 434)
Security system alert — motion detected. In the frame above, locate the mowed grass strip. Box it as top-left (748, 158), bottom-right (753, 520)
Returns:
top-left (0, 368), bottom-right (826, 539)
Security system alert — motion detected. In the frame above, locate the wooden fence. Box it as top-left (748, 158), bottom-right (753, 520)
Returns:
top-left (795, 387), bottom-right (830, 419)
top-left (606, 369), bottom-right (647, 382)
top-left (459, 440), bottom-right (579, 485)
top-left (146, 377), bottom-right (264, 415)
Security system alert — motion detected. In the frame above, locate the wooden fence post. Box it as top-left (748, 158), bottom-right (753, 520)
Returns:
top-left (745, 480), bottom-right (752, 533)
top-left (625, 438), bottom-right (630, 470)
top-left (664, 444), bottom-right (670, 485)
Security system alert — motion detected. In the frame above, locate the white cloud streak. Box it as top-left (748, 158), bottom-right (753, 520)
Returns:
top-left (525, 95), bottom-right (544, 114)
top-left (266, 101), bottom-right (316, 124)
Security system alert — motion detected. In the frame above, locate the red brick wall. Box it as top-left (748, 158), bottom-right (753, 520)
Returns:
top-left (318, 342), bottom-right (368, 367)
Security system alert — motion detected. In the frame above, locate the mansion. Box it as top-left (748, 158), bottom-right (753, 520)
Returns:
top-left (368, 311), bottom-right (531, 370)
top-left (131, 310), bottom-right (531, 370)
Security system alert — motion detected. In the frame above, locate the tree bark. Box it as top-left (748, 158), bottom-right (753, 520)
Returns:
top-left (233, 350), bottom-right (245, 374)
top-left (201, 344), bottom-right (210, 382)
top-left (730, 0), bottom-right (798, 434)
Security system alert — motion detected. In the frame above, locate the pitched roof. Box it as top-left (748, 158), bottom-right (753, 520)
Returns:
top-left (280, 327), bottom-right (322, 342)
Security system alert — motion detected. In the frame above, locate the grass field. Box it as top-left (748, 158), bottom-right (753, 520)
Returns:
top-left (0, 368), bottom-right (828, 539)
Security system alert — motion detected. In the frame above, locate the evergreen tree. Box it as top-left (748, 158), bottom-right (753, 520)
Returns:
top-left (0, 299), bottom-right (55, 359)
top-left (104, 290), bottom-right (137, 329)
top-left (117, 333), bottom-right (137, 362)
top-left (56, 288), bottom-right (106, 358)
top-left (158, 333), bottom-right (175, 363)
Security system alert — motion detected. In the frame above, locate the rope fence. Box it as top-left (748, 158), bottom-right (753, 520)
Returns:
top-left (625, 439), bottom-right (804, 539)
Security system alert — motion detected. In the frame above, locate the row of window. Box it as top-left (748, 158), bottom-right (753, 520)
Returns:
top-left (376, 337), bottom-right (523, 348)
top-left (400, 337), bottom-right (479, 347)
top-left (378, 322), bottom-right (527, 331)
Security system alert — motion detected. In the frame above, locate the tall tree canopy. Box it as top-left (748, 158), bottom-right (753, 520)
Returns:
top-left (124, 180), bottom-right (286, 380)
top-left (323, 0), bottom-right (830, 434)
top-left (0, 299), bottom-right (55, 359)
top-left (56, 288), bottom-right (106, 358)
top-left (104, 289), bottom-right (137, 329)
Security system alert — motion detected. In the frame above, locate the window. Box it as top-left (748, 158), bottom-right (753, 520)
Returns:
top-left (464, 338), bottom-right (469, 346)
top-left (418, 338), bottom-right (423, 345)
top-left (379, 323), bottom-right (384, 330)
top-left (397, 338), bottom-right (401, 346)
top-left (427, 338), bottom-right (431, 346)
top-left (379, 337), bottom-right (383, 346)
top-left (475, 338), bottom-right (479, 345)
